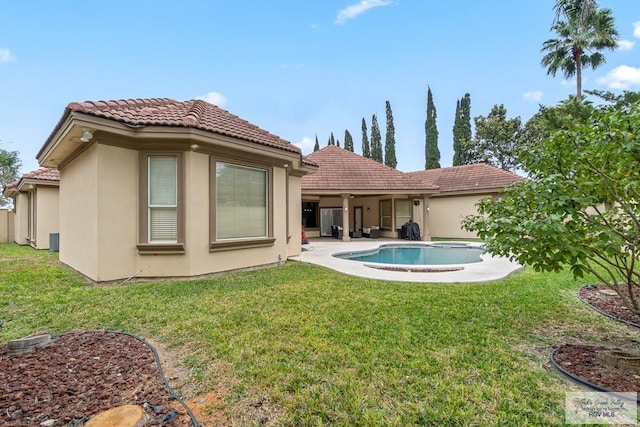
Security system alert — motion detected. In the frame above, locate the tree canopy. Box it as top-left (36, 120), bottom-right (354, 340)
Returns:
top-left (452, 93), bottom-right (472, 166)
top-left (384, 101), bottom-right (397, 168)
top-left (0, 145), bottom-right (21, 207)
top-left (361, 118), bottom-right (371, 158)
top-left (469, 104), bottom-right (522, 172)
top-left (541, 0), bottom-right (618, 100)
top-left (344, 129), bottom-right (354, 152)
top-left (370, 114), bottom-right (383, 163)
top-left (464, 101), bottom-right (640, 315)
top-left (424, 87), bottom-right (440, 169)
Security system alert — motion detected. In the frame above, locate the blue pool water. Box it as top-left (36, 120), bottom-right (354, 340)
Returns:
top-left (334, 243), bottom-right (485, 265)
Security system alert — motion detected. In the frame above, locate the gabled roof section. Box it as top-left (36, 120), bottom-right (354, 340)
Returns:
top-left (302, 146), bottom-right (439, 192)
top-left (56, 98), bottom-right (300, 154)
top-left (407, 163), bottom-right (525, 193)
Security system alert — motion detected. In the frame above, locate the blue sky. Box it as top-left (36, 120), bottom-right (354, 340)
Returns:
top-left (1, 1), bottom-right (639, 175)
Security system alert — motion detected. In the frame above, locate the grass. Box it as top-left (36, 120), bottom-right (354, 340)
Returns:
top-left (0, 243), bottom-right (632, 425)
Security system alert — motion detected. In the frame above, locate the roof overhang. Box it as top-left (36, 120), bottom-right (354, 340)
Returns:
top-left (37, 111), bottom-right (316, 176)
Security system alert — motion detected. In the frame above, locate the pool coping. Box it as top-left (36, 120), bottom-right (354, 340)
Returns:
top-left (293, 239), bottom-right (522, 283)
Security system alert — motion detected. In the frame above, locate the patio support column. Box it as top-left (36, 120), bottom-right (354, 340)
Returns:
top-left (422, 196), bottom-right (431, 241)
top-left (341, 194), bottom-right (351, 241)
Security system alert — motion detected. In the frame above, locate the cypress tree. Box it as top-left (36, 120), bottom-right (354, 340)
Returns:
top-left (453, 93), bottom-right (473, 165)
top-left (337, 139), bottom-right (340, 147)
top-left (370, 114), bottom-right (383, 163)
top-left (361, 118), bottom-right (371, 158)
top-left (328, 132), bottom-right (336, 146)
top-left (453, 99), bottom-right (463, 165)
top-left (425, 86), bottom-right (441, 169)
top-left (384, 100), bottom-right (397, 168)
top-left (344, 130), bottom-right (354, 151)
top-left (313, 135), bottom-right (320, 152)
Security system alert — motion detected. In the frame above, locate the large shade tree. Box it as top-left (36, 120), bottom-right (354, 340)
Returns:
top-left (464, 101), bottom-right (640, 315)
top-left (469, 104), bottom-right (522, 172)
top-left (541, 0), bottom-right (618, 100)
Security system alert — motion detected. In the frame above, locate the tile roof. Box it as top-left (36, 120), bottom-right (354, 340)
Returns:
top-left (20, 168), bottom-right (60, 182)
top-left (302, 145), bottom-right (439, 192)
top-left (407, 163), bottom-right (525, 193)
top-left (3, 168), bottom-right (59, 195)
top-left (64, 98), bottom-right (300, 154)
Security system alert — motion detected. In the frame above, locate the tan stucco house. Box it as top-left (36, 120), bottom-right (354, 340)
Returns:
top-left (2, 168), bottom-right (60, 249)
top-left (36, 98), bottom-right (316, 282)
top-left (407, 164), bottom-right (526, 239)
top-left (301, 146), bottom-right (525, 241)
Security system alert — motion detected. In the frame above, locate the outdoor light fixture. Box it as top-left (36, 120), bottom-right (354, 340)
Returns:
top-left (80, 128), bottom-right (94, 143)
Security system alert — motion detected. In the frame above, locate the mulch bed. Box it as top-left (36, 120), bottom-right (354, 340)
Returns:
top-left (578, 284), bottom-right (640, 328)
top-left (551, 284), bottom-right (640, 398)
top-left (0, 331), bottom-right (194, 426)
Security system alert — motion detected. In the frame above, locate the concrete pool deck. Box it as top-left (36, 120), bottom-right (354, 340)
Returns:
top-left (293, 238), bottom-right (522, 283)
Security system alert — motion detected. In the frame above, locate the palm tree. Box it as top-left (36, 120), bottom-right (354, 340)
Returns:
top-left (541, 1), bottom-right (618, 100)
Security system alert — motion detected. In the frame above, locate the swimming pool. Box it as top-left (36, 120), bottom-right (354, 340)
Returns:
top-left (333, 243), bottom-right (485, 265)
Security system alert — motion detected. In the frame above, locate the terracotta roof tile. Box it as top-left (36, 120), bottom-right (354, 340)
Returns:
top-left (407, 163), bottom-right (525, 193)
top-left (21, 168), bottom-right (60, 182)
top-left (66, 98), bottom-right (300, 154)
top-left (302, 146), bottom-right (438, 192)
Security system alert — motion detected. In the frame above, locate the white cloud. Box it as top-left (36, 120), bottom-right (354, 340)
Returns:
top-left (280, 63), bottom-right (305, 69)
top-left (295, 136), bottom-right (316, 154)
top-left (617, 39), bottom-right (635, 51)
top-left (197, 91), bottom-right (227, 106)
top-left (522, 90), bottom-right (543, 102)
top-left (633, 21), bottom-right (640, 38)
top-left (597, 65), bottom-right (640, 89)
top-left (335, 0), bottom-right (392, 25)
top-left (0, 48), bottom-right (16, 63)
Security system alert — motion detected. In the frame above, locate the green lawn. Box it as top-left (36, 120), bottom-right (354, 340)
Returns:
top-left (0, 243), bottom-right (629, 425)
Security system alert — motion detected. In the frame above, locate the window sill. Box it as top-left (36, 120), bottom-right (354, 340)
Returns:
top-left (137, 243), bottom-right (185, 255)
top-left (210, 237), bottom-right (276, 252)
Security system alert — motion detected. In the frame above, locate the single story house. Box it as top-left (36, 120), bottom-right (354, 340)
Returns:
top-left (301, 146), bottom-right (525, 240)
top-left (407, 164), bottom-right (526, 239)
top-left (36, 98), bottom-right (316, 282)
top-left (2, 168), bottom-right (60, 249)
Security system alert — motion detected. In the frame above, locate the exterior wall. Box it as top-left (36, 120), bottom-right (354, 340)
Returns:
top-left (59, 145), bottom-right (99, 279)
top-left (60, 144), bottom-right (297, 282)
top-left (428, 194), bottom-right (490, 239)
top-left (0, 209), bottom-right (13, 243)
top-left (33, 186), bottom-right (59, 250)
top-left (287, 175), bottom-right (303, 257)
top-left (96, 144), bottom-right (138, 281)
top-left (13, 193), bottom-right (29, 245)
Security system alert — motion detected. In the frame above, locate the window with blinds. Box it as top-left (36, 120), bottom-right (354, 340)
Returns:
top-left (216, 162), bottom-right (267, 239)
top-left (148, 156), bottom-right (177, 242)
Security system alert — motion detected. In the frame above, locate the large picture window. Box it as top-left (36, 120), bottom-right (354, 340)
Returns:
top-left (216, 162), bottom-right (268, 239)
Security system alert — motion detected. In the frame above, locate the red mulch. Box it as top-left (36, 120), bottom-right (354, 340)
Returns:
top-left (0, 331), bottom-right (194, 426)
top-left (578, 284), bottom-right (640, 327)
top-left (550, 285), bottom-right (640, 398)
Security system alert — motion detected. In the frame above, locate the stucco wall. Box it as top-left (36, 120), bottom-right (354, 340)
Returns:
top-left (13, 193), bottom-right (28, 245)
top-left (0, 209), bottom-right (13, 243)
top-left (60, 145), bottom-right (99, 279)
top-left (34, 186), bottom-right (59, 250)
top-left (428, 194), bottom-right (489, 239)
top-left (59, 144), bottom-right (298, 282)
